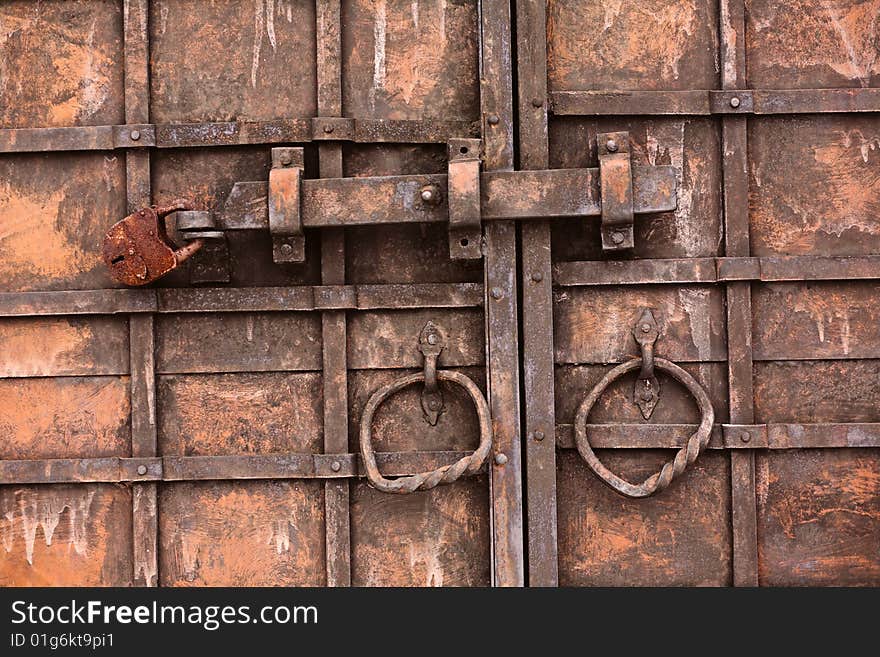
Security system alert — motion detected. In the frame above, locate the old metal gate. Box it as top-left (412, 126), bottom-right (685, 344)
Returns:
top-left (0, 1), bottom-right (877, 587)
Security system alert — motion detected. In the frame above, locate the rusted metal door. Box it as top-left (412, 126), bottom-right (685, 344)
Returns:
top-left (519, 1), bottom-right (879, 585)
top-left (0, 0), bottom-right (523, 587)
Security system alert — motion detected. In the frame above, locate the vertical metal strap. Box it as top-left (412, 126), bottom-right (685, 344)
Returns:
top-left (317, 0), bottom-right (352, 588)
top-left (481, 0), bottom-right (524, 588)
top-left (721, 0), bottom-right (760, 587)
top-left (516, 0), bottom-right (559, 587)
top-left (124, 0), bottom-right (159, 588)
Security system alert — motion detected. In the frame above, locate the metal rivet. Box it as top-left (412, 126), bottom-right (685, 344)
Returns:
top-left (531, 98), bottom-right (543, 108)
top-left (487, 114), bottom-right (500, 125)
top-left (130, 130), bottom-right (141, 141)
top-left (611, 231), bottom-right (625, 244)
top-left (331, 461), bottom-right (341, 472)
top-left (641, 323), bottom-right (652, 333)
top-left (740, 432), bottom-right (751, 443)
top-left (185, 573), bottom-right (196, 582)
top-left (280, 243), bottom-right (294, 256)
top-left (420, 185), bottom-right (441, 205)
top-left (490, 287), bottom-right (503, 300)
top-left (428, 399), bottom-right (441, 411)
top-left (426, 333), bottom-right (438, 345)
top-left (730, 96), bottom-right (741, 108)
top-left (323, 124), bottom-right (334, 134)
top-left (531, 271), bottom-right (543, 282)
top-left (534, 431), bottom-right (545, 442)
top-left (640, 389), bottom-right (654, 402)
top-left (605, 139), bottom-right (618, 153)
top-left (421, 189), bottom-right (434, 202)
top-left (494, 453), bottom-right (508, 465)
top-left (280, 153), bottom-right (292, 166)
top-left (137, 465), bottom-right (148, 476)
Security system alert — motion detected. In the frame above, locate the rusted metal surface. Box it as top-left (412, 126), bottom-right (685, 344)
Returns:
top-left (102, 202), bottom-right (202, 286)
top-left (2, 0), bottom-right (879, 589)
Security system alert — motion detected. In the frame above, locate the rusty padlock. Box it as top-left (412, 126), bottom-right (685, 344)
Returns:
top-left (102, 200), bottom-right (203, 286)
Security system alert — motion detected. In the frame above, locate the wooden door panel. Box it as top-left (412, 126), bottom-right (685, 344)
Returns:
top-left (149, 0), bottom-right (318, 123)
top-left (549, 118), bottom-right (723, 260)
top-left (159, 480), bottom-right (326, 586)
top-left (519, 0), bottom-right (880, 586)
top-left (0, 153), bottom-right (127, 292)
top-left (0, 484), bottom-right (133, 586)
top-left (0, 0), bottom-right (518, 588)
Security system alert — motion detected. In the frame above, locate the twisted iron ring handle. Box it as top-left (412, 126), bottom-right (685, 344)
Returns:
top-left (360, 371), bottom-right (492, 493)
top-left (574, 358), bottom-right (714, 498)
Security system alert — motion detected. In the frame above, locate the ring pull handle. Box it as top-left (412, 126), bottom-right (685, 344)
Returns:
top-left (359, 322), bottom-right (493, 494)
top-left (574, 310), bottom-right (715, 498)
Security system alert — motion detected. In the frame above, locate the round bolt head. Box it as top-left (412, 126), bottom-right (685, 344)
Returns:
top-left (137, 465), bottom-right (148, 476)
top-left (740, 432), bottom-right (751, 443)
top-left (605, 139), bottom-right (618, 153)
top-left (426, 333), bottom-right (438, 345)
top-left (487, 114), bottom-right (500, 125)
top-left (494, 453), bottom-right (508, 465)
top-left (531, 271), bottom-right (544, 282)
top-left (279, 243), bottom-right (294, 256)
top-left (611, 231), bottom-right (625, 244)
top-left (428, 399), bottom-right (441, 411)
top-left (490, 287), bottom-right (503, 300)
top-left (130, 130), bottom-right (141, 141)
top-left (534, 431), bottom-right (545, 442)
top-left (331, 461), bottom-right (342, 472)
top-left (531, 98), bottom-right (543, 108)
top-left (641, 323), bottom-right (652, 333)
top-left (730, 96), bottom-right (741, 108)
top-left (421, 189), bottom-right (435, 202)
top-left (640, 389), bottom-right (654, 402)
top-left (280, 153), bottom-right (292, 166)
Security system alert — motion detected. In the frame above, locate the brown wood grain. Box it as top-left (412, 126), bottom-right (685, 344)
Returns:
top-left (554, 286), bottom-right (727, 365)
top-left (0, 377), bottom-right (130, 460)
top-left (149, 0), bottom-right (317, 122)
top-left (756, 449), bottom-right (880, 586)
top-left (0, 484), bottom-right (133, 586)
top-left (159, 480), bottom-right (325, 586)
top-left (0, 1), bottom-right (124, 129)
top-left (752, 282), bottom-right (880, 360)
top-left (547, 0), bottom-right (719, 92)
top-left (350, 477), bottom-right (490, 586)
top-left (557, 450), bottom-right (731, 586)
top-left (158, 373), bottom-right (324, 456)
top-left (156, 312), bottom-right (323, 373)
top-left (0, 316), bottom-right (128, 377)
top-left (0, 153), bottom-right (126, 292)
top-left (749, 116), bottom-right (880, 256)
top-left (746, 0), bottom-right (880, 89)
top-left (340, 0), bottom-right (479, 121)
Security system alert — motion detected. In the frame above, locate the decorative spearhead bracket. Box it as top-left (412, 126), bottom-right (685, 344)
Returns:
top-left (632, 309), bottom-right (660, 419)
top-left (418, 321), bottom-right (446, 426)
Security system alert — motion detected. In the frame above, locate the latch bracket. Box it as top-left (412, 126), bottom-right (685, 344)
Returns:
top-left (598, 131), bottom-right (635, 252)
top-left (418, 321), bottom-right (446, 426)
top-left (447, 138), bottom-right (483, 260)
top-left (269, 147), bottom-right (305, 263)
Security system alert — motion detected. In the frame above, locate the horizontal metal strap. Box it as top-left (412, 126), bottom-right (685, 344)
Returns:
top-left (554, 423), bottom-right (880, 450)
top-left (553, 255), bottom-right (880, 286)
top-left (0, 451), bottom-right (482, 485)
top-left (0, 283), bottom-right (483, 317)
top-left (550, 88), bottom-right (880, 116)
top-left (0, 118), bottom-right (478, 153)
